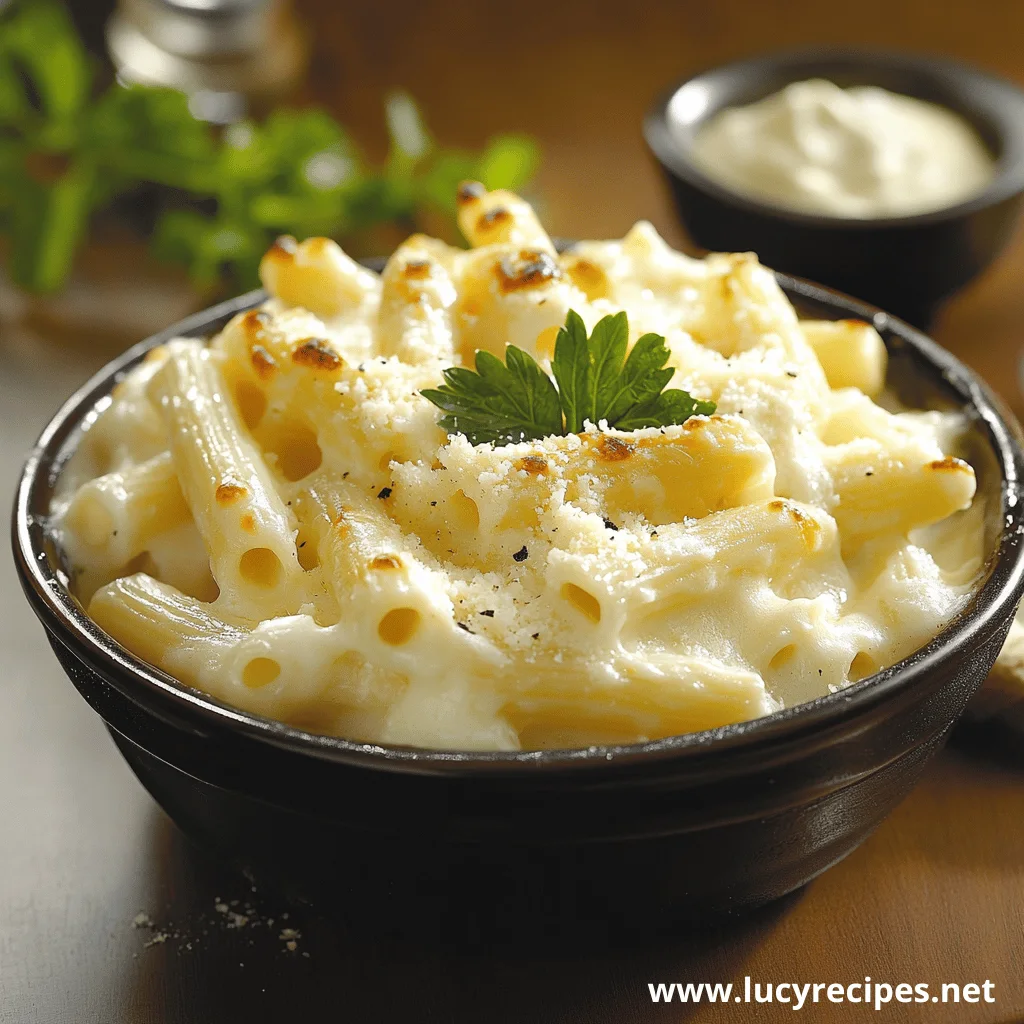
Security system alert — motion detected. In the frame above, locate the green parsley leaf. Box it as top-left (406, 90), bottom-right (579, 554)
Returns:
top-left (550, 308), bottom-right (590, 432)
top-left (615, 387), bottom-right (717, 431)
top-left (589, 310), bottom-right (630, 423)
top-left (424, 308), bottom-right (716, 446)
top-left (421, 346), bottom-right (562, 446)
top-left (602, 331), bottom-right (678, 424)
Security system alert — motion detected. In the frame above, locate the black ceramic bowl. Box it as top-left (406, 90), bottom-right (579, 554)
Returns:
top-left (644, 50), bottom-right (1024, 328)
top-left (12, 277), bottom-right (1024, 938)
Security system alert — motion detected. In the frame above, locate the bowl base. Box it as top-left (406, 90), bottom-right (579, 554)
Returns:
top-left (107, 722), bottom-right (948, 944)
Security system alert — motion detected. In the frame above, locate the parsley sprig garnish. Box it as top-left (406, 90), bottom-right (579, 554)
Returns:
top-left (421, 309), bottom-right (716, 446)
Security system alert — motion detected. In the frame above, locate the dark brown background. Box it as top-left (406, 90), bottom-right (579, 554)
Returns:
top-left (2, 1), bottom-right (1024, 1021)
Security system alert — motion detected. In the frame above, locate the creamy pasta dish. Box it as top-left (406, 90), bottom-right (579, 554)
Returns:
top-left (53, 184), bottom-right (987, 750)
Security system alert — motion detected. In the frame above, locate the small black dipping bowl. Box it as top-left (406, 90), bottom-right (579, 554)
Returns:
top-left (644, 50), bottom-right (1024, 328)
top-left (12, 277), bottom-right (1024, 937)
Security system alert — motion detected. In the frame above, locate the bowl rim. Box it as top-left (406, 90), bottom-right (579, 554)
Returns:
top-left (644, 46), bottom-right (1024, 231)
top-left (12, 275), bottom-right (1024, 775)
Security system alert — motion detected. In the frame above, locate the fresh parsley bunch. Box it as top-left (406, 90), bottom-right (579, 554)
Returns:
top-left (422, 309), bottom-right (716, 445)
top-left (0, 0), bottom-right (540, 293)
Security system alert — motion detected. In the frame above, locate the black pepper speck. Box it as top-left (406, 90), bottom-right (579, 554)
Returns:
top-left (512, 545), bottom-right (528, 562)
top-left (377, 487), bottom-right (392, 500)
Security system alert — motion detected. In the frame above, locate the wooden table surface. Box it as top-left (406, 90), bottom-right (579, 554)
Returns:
top-left (3, 1), bottom-right (1024, 1021)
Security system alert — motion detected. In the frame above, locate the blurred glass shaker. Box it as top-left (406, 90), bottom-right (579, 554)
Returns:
top-left (106, 0), bottom-right (307, 122)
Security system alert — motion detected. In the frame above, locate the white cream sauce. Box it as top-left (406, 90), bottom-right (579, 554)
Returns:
top-left (689, 79), bottom-right (995, 218)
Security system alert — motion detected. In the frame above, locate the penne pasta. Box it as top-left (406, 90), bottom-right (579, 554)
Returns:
top-left (455, 181), bottom-right (553, 251)
top-left (61, 452), bottom-right (188, 564)
top-left (76, 345), bottom-right (170, 475)
top-left (501, 652), bottom-right (776, 749)
top-left (259, 235), bottom-right (379, 320)
top-left (827, 439), bottom-right (976, 552)
top-left (147, 340), bottom-right (306, 617)
top-left (802, 319), bottom-right (888, 396)
top-left (89, 573), bottom-right (248, 673)
top-left (453, 243), bottom-right (588, 364)
top-left (377, 235), bottom-right (459, 365)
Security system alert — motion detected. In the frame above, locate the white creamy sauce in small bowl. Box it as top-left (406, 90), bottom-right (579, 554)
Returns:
top-left (689, 78), bottom-right (995, 218)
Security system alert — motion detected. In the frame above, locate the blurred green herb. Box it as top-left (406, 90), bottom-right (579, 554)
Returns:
top-left (0, 0), bottom-right (540, 294)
